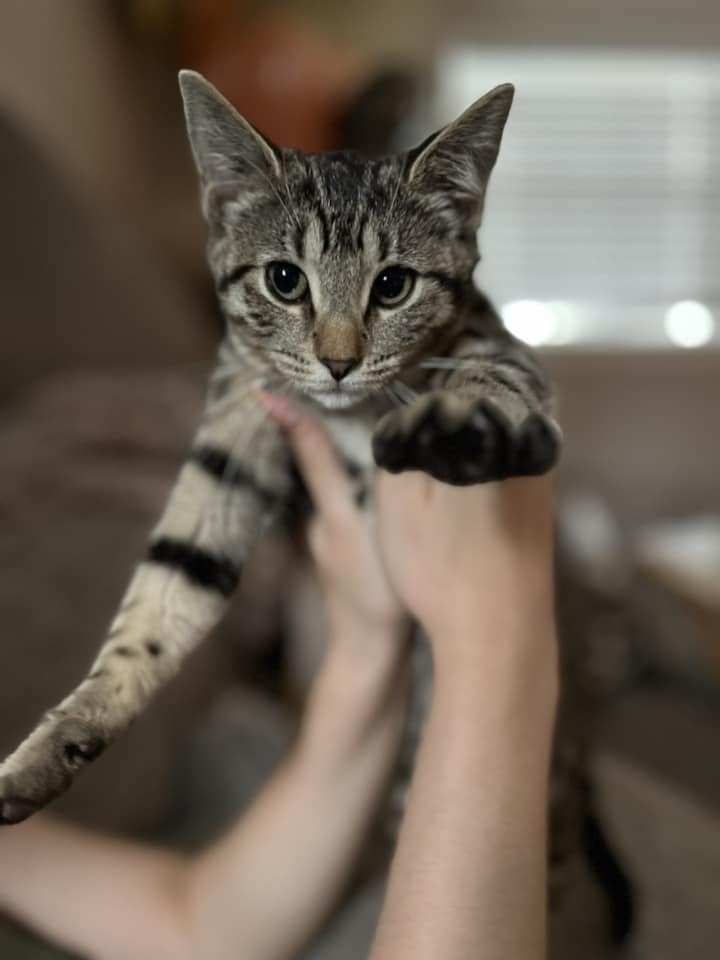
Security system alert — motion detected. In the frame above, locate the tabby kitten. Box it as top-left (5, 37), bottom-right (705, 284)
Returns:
top-left (0, 71), bottom-right (558, 823)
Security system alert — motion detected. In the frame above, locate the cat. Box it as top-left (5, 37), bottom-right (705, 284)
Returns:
top-left (0, 71), bottom-right (559, 823)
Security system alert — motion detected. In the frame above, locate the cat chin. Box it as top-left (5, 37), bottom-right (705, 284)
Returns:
top-left (309, 391), bottom-right (362, 411)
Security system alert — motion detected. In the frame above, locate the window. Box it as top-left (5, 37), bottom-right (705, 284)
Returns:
top-left (434, 48), bottom-right (720, 348)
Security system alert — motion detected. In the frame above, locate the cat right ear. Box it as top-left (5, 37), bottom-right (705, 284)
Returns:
top-left (405, 83), bottom-right (514, 227)
top-left (178, 70), bottom-right (282, 219)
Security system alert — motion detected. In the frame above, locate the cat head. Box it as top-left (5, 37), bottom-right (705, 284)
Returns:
top-left (179, 70), bottom-right (513, 409)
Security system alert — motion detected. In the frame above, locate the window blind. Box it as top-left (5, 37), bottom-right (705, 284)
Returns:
top-left (433, 49), bottom-right (720, 348)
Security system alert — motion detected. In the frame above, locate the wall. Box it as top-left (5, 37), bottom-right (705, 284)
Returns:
top-left (295, 0), bottom-right (720, 60)
top-left (548, 348), bottom-right (720, 522)
top-left (0, 0), bottom-right (205, 280)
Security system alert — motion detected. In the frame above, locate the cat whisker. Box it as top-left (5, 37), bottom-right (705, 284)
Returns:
top-left (391, 380), bottom-right (418, 404)
top-left (418, 357), bottom-right (473, 371)
top-left (208, 171), bottom-right (301, 233)
top-left (382, 385), bottom-right (403, 408)
top-left (208, 347), bottom-right (269, 388)
top-left (384, 383), bottom-right (413, 407)
top-left (205, 384), bottom-right (257, 421)
top-left (204, 374), bottom-right (281, 421)
top-left (209, 363), bottom-right (246, 385)
top-left (267, 348), bottom-right (310, 365)
top-left (386, 161), bottom-right (405, 231)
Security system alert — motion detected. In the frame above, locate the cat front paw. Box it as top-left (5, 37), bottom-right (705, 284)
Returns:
top-left (372, 391), bottom-right (560, 485)
top-left (0, 716), bottom-right (108, 824)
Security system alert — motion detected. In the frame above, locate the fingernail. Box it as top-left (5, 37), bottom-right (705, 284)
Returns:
top-left (255, 390), bottom-right (301, 429)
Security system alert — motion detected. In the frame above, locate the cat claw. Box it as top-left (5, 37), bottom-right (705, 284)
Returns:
top-left (373, 393), bottom-right (560, 485)
top-left (0, 716), bottom-right (110, 825)
top-left (0, 767), bottom-right (62, 825)
top-left (0, 793), bottom-right (39, 825)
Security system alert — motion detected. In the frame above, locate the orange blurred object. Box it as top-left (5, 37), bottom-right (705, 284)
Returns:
top-left (180, 8), bottom-right (369, 152)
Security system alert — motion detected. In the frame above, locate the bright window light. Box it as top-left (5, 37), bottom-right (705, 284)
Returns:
top-left (664, 300), bottom-right (715, 348)
top-left (440, 49), bottom-right (720, 348)
top-left (501, 300), bottom-right (558, 346)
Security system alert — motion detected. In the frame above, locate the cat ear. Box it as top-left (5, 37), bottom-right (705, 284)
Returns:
top-left (406, 83), bottom-right (514, 225)
top-left (178, 69), bottom-right (282, 218)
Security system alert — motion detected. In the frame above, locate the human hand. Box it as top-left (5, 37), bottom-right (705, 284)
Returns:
top-left (369, 471), bottom-right (558, 960)
top-left (257, 393), bottom-right (410, 649)
top-left (374, 470), bottom-right (556, 661)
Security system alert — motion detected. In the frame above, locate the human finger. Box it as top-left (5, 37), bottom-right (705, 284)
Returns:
top-left (256, 391), bottom-right (355, 521)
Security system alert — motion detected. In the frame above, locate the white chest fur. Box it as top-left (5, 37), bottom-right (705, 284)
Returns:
top-left (321, 412), bottom-right (375, 471)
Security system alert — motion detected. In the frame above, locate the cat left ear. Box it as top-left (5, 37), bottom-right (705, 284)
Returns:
top-left (406, 83), bottom-right (514, 225)
top-left (178, 70), bottom-right (283, 219)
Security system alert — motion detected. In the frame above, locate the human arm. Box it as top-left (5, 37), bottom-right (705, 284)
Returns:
top-left (0, 815), bottom-right (189, 959)
top-left (0, 635), bottom-right (407, 960)
top-left (0, 405), bottom-right (410, 960)
top-left (369, 472), bottom-right (558, 960)
top-left (186, 402), bottom-right (411, 959)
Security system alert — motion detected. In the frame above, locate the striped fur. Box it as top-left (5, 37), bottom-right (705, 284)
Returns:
top-left (0, 73), bottom-right (560, 824)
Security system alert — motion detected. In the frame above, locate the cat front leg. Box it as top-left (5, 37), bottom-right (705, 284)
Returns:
top-left (0, 388), bottom-right (292, 823)
top-left (373, 323), bottom-right (560, 485)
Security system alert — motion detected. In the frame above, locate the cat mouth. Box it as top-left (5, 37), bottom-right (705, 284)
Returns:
top-left (309, 390), bottom-right (362, 410)
top-left (307, 383), bottom-right (372, 410)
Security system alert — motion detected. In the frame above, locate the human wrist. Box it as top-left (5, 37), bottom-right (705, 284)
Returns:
top-left (325, 604), bottom-right (411, 665)
top-left (429, 607), bottom-right (559, 709)
top-left (296, 638), bottom-right (410, 776)
top-left (430, 644), bottom-right (559, 767)
top-left (419, 556), bottom-right (555, 659)
top-left (319, 607), bottom-right (412, 704)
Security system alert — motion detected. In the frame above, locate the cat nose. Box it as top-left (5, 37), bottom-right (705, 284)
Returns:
top-left (321, 357), bottom-right (359, 381)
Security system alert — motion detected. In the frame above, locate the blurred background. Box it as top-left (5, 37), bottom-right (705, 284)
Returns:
top-left (0, 1), bottom-right (718, 958)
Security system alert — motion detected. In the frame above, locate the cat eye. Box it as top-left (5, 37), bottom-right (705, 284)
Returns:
top-left (265, 262), bottom-right (308, 303)
top-left (371, 266), bottom-right (415, 308)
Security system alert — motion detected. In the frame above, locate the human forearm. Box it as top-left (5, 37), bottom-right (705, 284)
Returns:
top-left (0, 636), bottom-right (407, 960)
top-left (187, 630), bottom-right (409, 960)
top-left (371, 611), bottom-right (558, 960)
top-left (0, 815), bottom-right (189, 960)
top-left (179, 396), bottom-right (413, 960)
